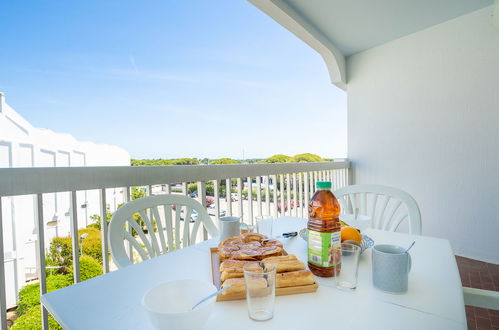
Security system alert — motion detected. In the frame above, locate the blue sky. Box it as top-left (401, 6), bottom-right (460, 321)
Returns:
top-left (0, 0), bottom-right (346, 160)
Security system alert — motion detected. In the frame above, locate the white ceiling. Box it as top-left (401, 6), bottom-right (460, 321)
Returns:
top-left (284, 0), bottom-right (493, 56)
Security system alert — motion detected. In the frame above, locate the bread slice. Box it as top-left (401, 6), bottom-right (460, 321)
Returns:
top-left (276, 270), bottom-right (315, 288)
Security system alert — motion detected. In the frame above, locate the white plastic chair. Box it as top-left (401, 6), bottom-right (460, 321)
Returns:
top-left (334, 184), bottom-right (422, 235)
top-left (108, 194), bottom-right (219, 268)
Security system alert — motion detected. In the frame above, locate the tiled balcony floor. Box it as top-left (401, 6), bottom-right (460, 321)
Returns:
top-left (456, 256), bottom-right (499, 330)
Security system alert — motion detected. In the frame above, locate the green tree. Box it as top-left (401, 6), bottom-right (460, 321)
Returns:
top-left (293, 153), bottom-right (325, 162)
top-left (210, 158), bottom-right (239, 164)
top-left (265, 154), bottom-right (294, 163)
top-left (172, 158), bottom-right (200, 165)
top-left (131, 158), bottom-right (200, 166)
top-left (131, 159), bottom-right (175, 166)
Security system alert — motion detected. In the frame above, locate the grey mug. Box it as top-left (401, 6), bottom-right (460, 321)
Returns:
top-left (219, 217), bottom-right (241, 241)
top-left (372, 244), bottom-right (412, 294)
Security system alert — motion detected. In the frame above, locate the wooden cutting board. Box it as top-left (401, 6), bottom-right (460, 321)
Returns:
top-left (210, 247), bottom-right (319, 301)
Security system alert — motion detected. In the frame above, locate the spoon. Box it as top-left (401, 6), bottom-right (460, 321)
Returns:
top-left (404, 241), bottom-right (416, 254)
top-left (191, 285), bottom-right (232, 310)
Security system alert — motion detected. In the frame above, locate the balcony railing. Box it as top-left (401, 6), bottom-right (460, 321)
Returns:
top-left (0, 160), bottom-right (350, 329)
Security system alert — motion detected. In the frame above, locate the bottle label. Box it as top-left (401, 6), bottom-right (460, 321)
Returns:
top-left (307, 230), bottom-right (341, 267)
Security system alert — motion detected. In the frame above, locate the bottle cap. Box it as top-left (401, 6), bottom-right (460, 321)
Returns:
top-left (316, 181), bottom-right (332, 189)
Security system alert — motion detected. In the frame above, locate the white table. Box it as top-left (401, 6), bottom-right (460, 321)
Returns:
top-left (41, 217), bottom-right (466, 330)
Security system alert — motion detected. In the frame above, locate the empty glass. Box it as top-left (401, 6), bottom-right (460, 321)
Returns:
top-left (240, 222), bottom-right (255, 234)
top-left (243, 262), bottom-right (276, 321)
top-left (334, 243), bottom-right (361, 291)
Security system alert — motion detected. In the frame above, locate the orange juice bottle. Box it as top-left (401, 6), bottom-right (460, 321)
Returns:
top-left (307, 181), bottom-right (341, 277)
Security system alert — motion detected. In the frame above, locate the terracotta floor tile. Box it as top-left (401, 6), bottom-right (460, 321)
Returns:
top-left (468, 319), bottom-right (477, 330)
top-left (487, 264), bottom-right (499, 275)
top-left (476, 308), bottom-right (490, 318)
top-left (466, 306), bottom-right (475, 319)
top-left (491, 316), bottom-right (499, 327)
top-left (482, 281), bottom-right (496, 291)
top-left (476, 316), bottom-right (492, 329)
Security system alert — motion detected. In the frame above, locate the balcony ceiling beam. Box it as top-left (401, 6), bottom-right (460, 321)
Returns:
top-left (249, 0), bottom-right (347, 90)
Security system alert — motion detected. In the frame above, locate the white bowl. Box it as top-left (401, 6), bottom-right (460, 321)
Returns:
top-left (142, 279), bottom-right (217, 330)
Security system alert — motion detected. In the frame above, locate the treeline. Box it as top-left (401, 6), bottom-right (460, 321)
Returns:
top-left (131, 153), bottom-right (333, 166)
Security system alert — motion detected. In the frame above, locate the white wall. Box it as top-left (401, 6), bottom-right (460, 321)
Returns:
top-left (347, 6), bottom-right (499, 263)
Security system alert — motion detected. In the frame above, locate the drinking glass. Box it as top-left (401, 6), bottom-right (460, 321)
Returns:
top-left (334, 243), bottom-right (361, 291)
top-left (240, 222), bottom-right (255, 234)
top-left (243, 262), bottom-right (276, 321)
top-left (255, 216), bottom-right (274, 238)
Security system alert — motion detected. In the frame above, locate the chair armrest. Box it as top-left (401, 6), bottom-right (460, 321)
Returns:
top-left (463, 286), bottom-right (499, 310)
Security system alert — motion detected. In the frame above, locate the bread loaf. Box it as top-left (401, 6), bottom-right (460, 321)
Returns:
top-left (272, 260), bottom-right (305, 273)
top-left (219, 260), bottom-right (249, 273)
top-left (220, 255), bottom-right (306, 282)
top-left (217, 233), bottom-right (283, 260)
top-left (220, 270), bottom-right (243, 282)
top-left (262, 255), bottom-right (305, 273)
top-left (220, 278), bottom-right (267, 296)
top-left (262, 255), bottom-right (297, 262)
top-left (276, 270), bottom-right (315, 288)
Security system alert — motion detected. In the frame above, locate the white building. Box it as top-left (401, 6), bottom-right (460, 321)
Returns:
top-left (0, 92), bottom-right (130, 308)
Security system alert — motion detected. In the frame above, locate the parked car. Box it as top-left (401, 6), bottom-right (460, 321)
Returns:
top-left (189, 191), bottom-right (198, 198)
top-left (179, 209), bottom-right (198, 222)
top-left (207, 206), bottom-right (226, 217)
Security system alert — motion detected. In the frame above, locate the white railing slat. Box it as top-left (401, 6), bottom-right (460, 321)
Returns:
top-left (279, 174), bottom-right (285, 216)
top-left (237, 178), bottom-right (243, 221)
top-left (213, 180), bottom-right (220, 224)
top-left (197, 181), bottom-right (207, 240)
top-left (70, 190), bottom-right (80, 283)
top-left (99, 189), bottom-right (110, 273)
top-left (226, 179), bottom-right (232, 217)
top-left (124, 187), bottom-right (133, 262)
top-left (298, 173), bottom-right (303, 218)
top-left (293, 173), bottom-right (297, 217)
top-left (35, 194), bottom-right (49, 330)
top-left (174, 205), bottom-right (182, 250)
top-left (0, 197), bottom-right (8, 330)
top-left (303, 172), bottom-right (310, 218)
top-left (265, 176), bottom-right (270, 216)
top-left (272, 175), bottom-right (278, 218)
top-left (247, 177), bottom-right (253, 225)
top-left (286, 173), bottom-right (291, 216)
top-left (256, 176), bottom-right (262, 217)
top-left (183, 206), bottom-right (192, 248)
top-left (309, 172), bottom-right (313, 196)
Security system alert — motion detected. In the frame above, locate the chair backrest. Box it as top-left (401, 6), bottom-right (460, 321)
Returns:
top-left (333, 184), bottom-right (422, 235)
top-left (108, 194), bottom-right (219, 268)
